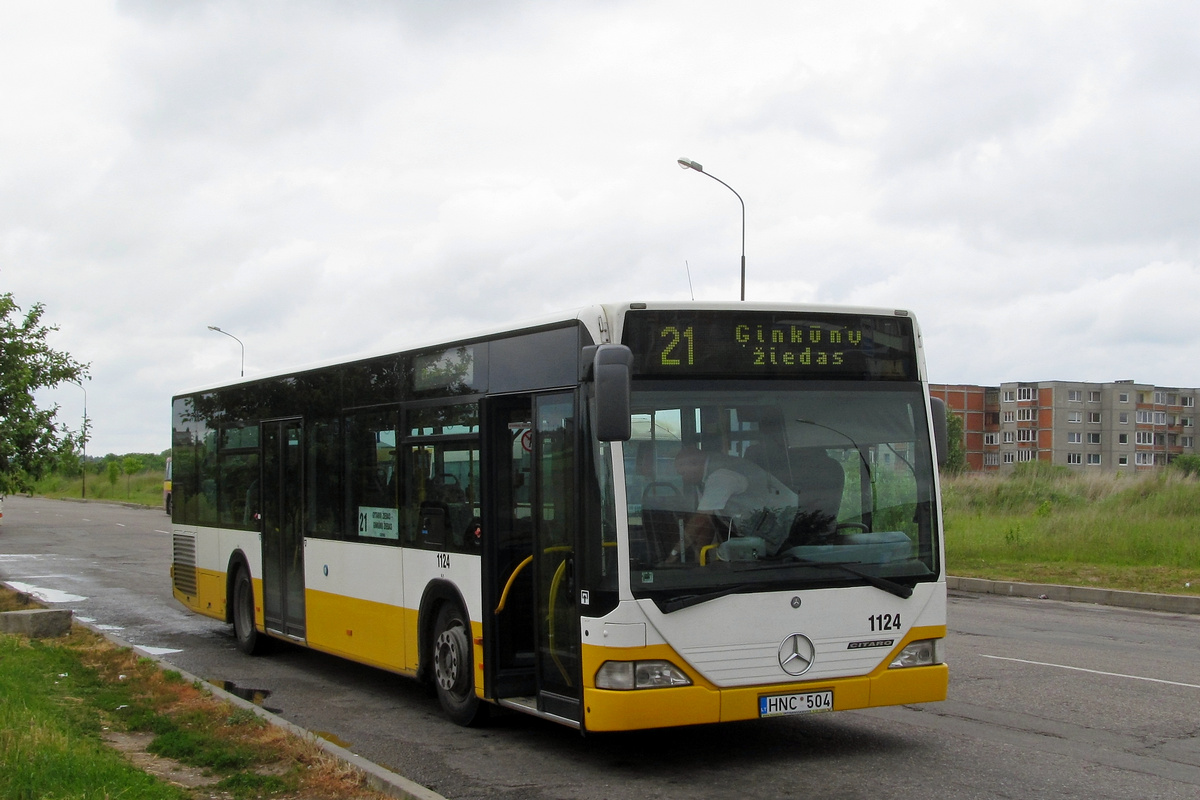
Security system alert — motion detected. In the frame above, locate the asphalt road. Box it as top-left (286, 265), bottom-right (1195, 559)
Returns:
top-left (2, 495), bottom-right (1198, 800)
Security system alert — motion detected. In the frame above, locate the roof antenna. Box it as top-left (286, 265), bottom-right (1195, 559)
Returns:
top-left (685, 260), bottom-right (695, 300)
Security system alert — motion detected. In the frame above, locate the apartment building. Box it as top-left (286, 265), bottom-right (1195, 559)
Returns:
top-left (930, 381), bottom-right (1199, 473)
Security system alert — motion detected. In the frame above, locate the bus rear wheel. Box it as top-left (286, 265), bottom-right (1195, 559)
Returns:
top-left (432, 603), bottom-right (486, 726)
top-left (232, 567), bottom-right (265, 656)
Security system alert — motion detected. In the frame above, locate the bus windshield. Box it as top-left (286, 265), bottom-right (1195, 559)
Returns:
top-left (624, 381), bottom-right (939, 608)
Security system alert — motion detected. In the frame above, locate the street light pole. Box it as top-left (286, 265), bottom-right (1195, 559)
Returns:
top-left (71, 380), bottom-right (88, 498)
top-left (677, 157), bottom-right (746, 301)
top-left (207, 326), bottom-right (245, 377)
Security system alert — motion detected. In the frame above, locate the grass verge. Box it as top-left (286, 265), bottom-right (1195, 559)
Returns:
top-left (942, 465), bottom-right (1200, 595)
top-left (0, 586), bottom-right (391, 800)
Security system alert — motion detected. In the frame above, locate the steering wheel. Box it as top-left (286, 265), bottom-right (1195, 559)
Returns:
top-left (641, 481), bottom-right (681, 502)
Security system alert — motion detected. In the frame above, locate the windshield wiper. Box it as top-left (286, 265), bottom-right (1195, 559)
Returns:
top-left (799, 559), bottom-right (914, 599)
top-left (654, 561), bottom-right (916, 613)
top-left (657, 584), bottom-right (753, 614)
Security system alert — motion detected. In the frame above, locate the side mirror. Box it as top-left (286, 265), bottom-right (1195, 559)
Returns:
top-left (929, 396), bottom-right (949, 468)
top-left (590, 344), bottom-right (633, 442)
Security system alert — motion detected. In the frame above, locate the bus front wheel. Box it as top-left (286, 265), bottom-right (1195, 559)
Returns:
top-left (432, 603), bottom-right (486, 726)
top-left (232, 567), bottom-right (265, 656)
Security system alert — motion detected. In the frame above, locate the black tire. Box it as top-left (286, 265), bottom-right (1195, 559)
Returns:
top-left (232, 566), bottom-right (266, 655)
top-left (432, 603), bottom-right (487, 726)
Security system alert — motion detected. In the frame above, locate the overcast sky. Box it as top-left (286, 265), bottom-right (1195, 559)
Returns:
top-left (6, 0), bottom-right (1200, 456)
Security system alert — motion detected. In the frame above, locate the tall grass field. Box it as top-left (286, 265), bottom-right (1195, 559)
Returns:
top-left (941, 464), bottom-right (1200, 595)
top-left (31, 470), bottom-right (167, 509)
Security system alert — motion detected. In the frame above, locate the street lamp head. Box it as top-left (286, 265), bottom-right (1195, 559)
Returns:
top-left (207, 325), bottom-right (221, 332)
top-left (677, 157), bottom-right (703, 172)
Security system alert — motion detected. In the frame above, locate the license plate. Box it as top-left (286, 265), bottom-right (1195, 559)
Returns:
top-left (759, 689), bottom-right (834, 717)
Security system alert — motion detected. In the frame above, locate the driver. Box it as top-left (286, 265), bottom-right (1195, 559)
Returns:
top-left (671, 446), bottom-right (796, 561)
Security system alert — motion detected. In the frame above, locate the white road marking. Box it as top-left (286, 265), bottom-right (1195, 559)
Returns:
top-left (4, 581), bottom-right (87, 604)
top-left (981, 654), bottom-right (1200, 689)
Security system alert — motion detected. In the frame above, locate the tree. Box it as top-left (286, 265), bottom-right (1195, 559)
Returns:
top-left (1170, 454), bottom-right (1200, 478)
top-left (0, 293), bottom-right (89, 494)
top-left (941, 411), bottom-right (967, 476)
top-left (122, 455), bottom-right (143, 497)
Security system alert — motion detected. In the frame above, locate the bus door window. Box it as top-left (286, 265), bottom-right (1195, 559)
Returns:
top-left (534, 394), bottom-right (579, 702)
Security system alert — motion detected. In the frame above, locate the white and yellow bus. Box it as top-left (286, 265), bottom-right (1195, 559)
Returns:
top-left (170, 302), bottom-right (949, 731)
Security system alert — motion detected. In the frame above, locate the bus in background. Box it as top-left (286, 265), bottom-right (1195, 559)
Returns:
top-left (163, 457), bottom-right (172, 515)
top-left (169, 302), bottom-right (948, 732)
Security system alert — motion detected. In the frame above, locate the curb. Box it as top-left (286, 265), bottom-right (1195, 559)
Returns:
top-left (947, 576), bottom-right (1200, 615)
top-left (36, 608), bottom-right (447, 800)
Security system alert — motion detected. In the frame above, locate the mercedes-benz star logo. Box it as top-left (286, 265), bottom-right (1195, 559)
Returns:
top-left (778, 633), bottom-right (816, 676)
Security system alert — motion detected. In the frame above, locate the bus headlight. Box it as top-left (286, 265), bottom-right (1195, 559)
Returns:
top-left (888, 638), bottom-right (945, 669)
top-left (595, 660), bottom-right (693, 690)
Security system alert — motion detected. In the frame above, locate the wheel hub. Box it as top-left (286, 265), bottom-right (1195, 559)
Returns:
top-left (435, 625), bottom-right (468, 693)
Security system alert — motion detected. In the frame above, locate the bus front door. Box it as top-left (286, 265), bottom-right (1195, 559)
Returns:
top-left (485, 393), bottom-right (581, 724)
top-left (261, 419), bottom-right (306, 641)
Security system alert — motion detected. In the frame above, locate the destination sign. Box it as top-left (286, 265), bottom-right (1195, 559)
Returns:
top-left (621, 310), bottom-right (918, 380)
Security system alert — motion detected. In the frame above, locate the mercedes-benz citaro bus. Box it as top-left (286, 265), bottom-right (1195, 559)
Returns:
top-left (170, 302), bottom-right (948, 732)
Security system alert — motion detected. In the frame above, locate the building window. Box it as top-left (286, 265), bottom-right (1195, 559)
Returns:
top-left (1118, 433), bottom-right (1129, 445)
top-left (1088, 412), bottom-right (1102, 424)
top-left (1003, 411), bottom-right (1015, 423)
top-left (1017, 408), bottom-right (1034, 422)
top-left (1184, 417), bottom-right (1194, 428)
top-left (1089, 391), bottom-right (1101, 402)
top-left (1154, 391), bottom-right (1167, 405)
top-left (1003, 452), bottom-right (1015, 464)
top-left (1183, 396), bottom-right (1195, 408)
top-left (984, 433), bottom-right (998, 445)
top-left (1067, 432), bottom-right (1082, 444)
top-left (1183, 436), bottom-right (1194, 448)
top-left (1003, 390), bottom-right (1015, 402)
top-left (1118, 455), bottom-right (1128, 466)
top-left (1067, 390), bottom-right (1082, 402)
top-left (1087, 433), bottom-right (1101, 444)
top-left (984, 453), bottom-right (1000, 466)
top-left (1018, 387), bottom-right (1033, 401)
top-left (1135, 452), bottom-right (1154, 465)
top-left (1068, 411), bottom-right (1083, 423)
top-left (1119, 412), bottom-right (1129, 424)
top-left (1003, 431), bottom-right (1015, 443)
top-left (1136, 431), bottom-right (1154, 445)
top-left (1017, 450), bottom-right (1035, 462)
top-left (1087, 454), bottom-right (1101, 465)
top-left (1017, 429), bottom-right (1035, 442)
top-left (1119, 393), bottom-right (1129, 403)
top-left (1067, 453), bottom-right (1082, 465)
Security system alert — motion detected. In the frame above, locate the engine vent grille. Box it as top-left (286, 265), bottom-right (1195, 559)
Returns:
top-left (172, 533), bottom-right (197, 596)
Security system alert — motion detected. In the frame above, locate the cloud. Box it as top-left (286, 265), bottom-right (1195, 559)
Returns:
top-left (6, 1), bottom-right (1200, 453)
